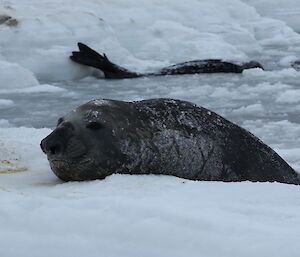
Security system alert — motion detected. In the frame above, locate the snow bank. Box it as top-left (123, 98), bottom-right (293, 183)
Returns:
top-left (0, 125), bottom-right (300, 257)
top-left (1, 0), bottom-right (300, 86)
top-left (1, 174), bottom-right (300, 257)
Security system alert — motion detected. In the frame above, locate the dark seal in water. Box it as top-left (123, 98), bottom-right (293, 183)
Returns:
top-left (70, 43), bottom-right (264, 79)
top-left (41, 98), bottom-right (299, 184)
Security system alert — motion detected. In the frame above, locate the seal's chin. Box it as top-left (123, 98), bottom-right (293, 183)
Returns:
top-left (49, 159), bottom-right (74, 181)
top-left (48, 157), bottom-right (103, 181)
top-left (49, 159), bottom-right (71, 170)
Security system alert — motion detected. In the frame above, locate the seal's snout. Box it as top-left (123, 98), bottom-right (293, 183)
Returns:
top-left (40, 124), bottom-right (74, 158)
top-left (40, 139), bottom-right (46, 154)
top-left (40, 137), bottom-right (64, 156)
top-left (41, 123), bottom-right (87, 162)
top-left (40, 130), bottom-right (66, 158)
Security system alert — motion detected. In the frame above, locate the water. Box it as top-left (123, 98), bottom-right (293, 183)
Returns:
top-left (2, 69), bottom-right (300, 129)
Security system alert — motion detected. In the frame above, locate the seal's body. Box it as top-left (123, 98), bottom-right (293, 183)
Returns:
top-left (41, 98), bottom-right (299, 184)
top-left (70, 43), bottom-right (264, 79)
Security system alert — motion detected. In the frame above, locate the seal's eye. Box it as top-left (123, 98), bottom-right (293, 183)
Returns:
top-left (62, 121), bottom-right (75, 131)
top-left (86, 121), bottom-right (103, 130)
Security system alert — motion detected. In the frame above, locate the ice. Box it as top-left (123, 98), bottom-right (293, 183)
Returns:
top-left (1, 0), bottom-right (300, 85)
top-left (0, 84), bottom-right (67, 94)
top-left (1, 0), bottom-right (300, 256)
top-left (0, 60), bottom-right (38, 89)
top-left (279, 56), bottom-right (299, 68)
top-left (243, 68), bottom-right (300, 81)
top-left (0, 99), bottom-right (14, 109)
top-left (276, 90), bottom-right (300, 104)
top-left (231, 103), bottom-right (264, 117)
top-left (0, 119), bottom-right (11, 128)
top-left (242, 0), bottom-right (300, 33)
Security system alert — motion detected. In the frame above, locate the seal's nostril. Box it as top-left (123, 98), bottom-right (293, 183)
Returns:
top-left (41, 125), bottom-right (70, 156)
top-left (49, 144), bottom-right (61, 155)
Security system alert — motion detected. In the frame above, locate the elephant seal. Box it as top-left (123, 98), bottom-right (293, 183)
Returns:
top-left (70, 43), bottom-right (264, 79)
top-left (40, 98), bottom-right (300, 185)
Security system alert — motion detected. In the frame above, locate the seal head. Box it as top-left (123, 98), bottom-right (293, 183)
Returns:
top-left (40, 99), bottom-right (125, 181)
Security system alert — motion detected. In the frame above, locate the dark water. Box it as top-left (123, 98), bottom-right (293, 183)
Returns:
top-left (1, 71), bottom-right (300, 130)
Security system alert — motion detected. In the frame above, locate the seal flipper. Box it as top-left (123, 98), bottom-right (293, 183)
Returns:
top-left (70, 43), bottom-right (141, 79)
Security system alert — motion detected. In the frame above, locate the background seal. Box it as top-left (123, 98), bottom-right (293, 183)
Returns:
top-left (70, 43), bottom-right (264, 79)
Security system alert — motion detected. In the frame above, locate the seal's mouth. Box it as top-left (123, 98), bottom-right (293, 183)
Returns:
top-left (48, 155), bottom-right (100, 181)
top-left (48, 152), bottom-right (90, 164)
top-left (48, 155), bottom-right (94, 172)
top-left (49, 159), bottom-right (68, 163)
top-left (49, 159), bottom-right (71, 171)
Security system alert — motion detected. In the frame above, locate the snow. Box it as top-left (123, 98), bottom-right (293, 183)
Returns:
top-left (1, 173), bottom-right (300, 257)
top-left (1, 0), bottom-right (300, 256)
top-left (1, 125), bottom-right (300, 257)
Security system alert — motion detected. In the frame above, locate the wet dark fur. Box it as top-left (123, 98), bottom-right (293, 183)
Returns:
top-left (41, 98), bottom-right (299, 184)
